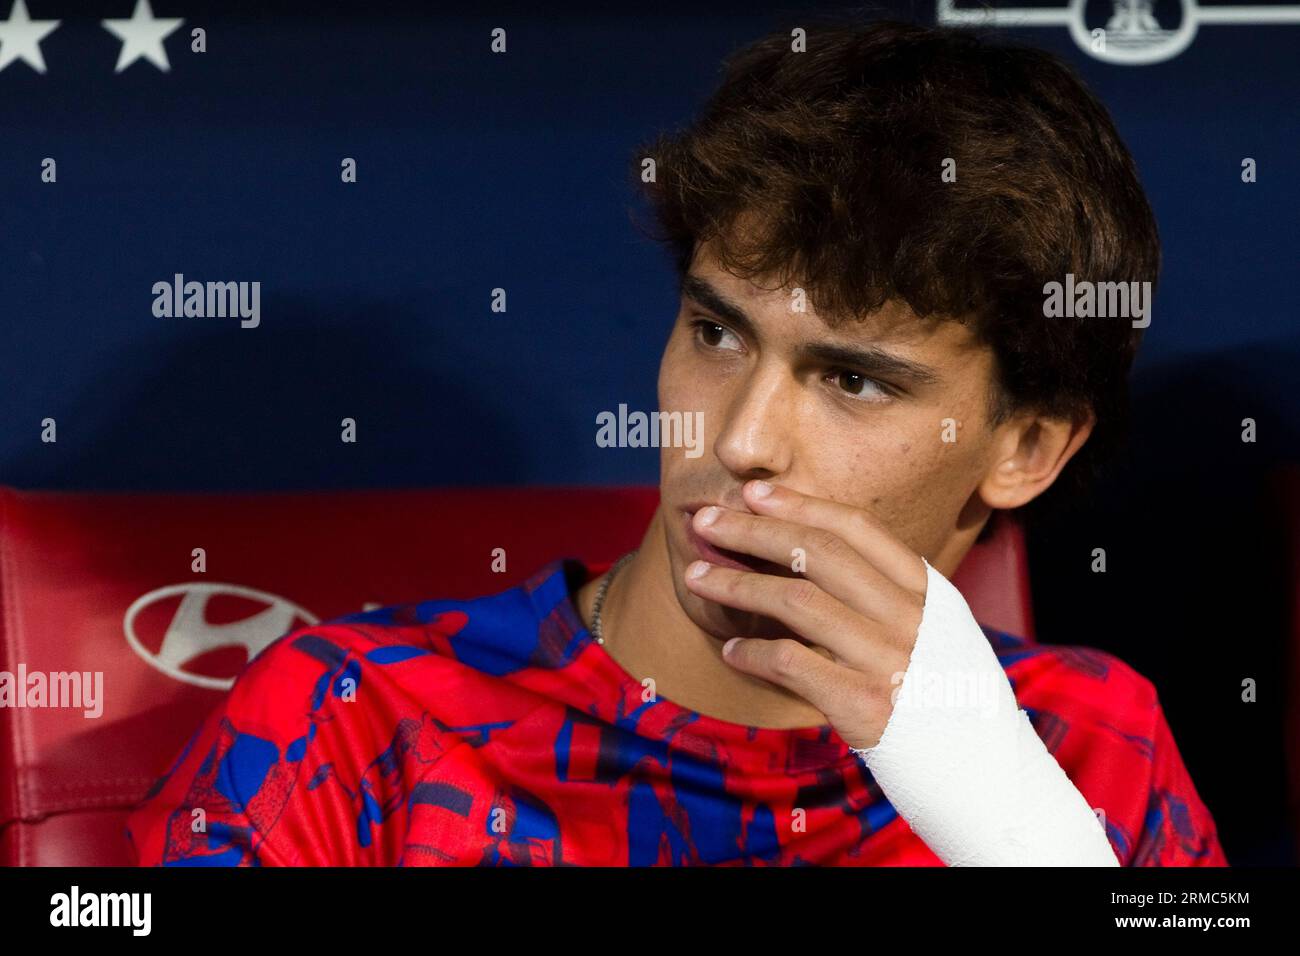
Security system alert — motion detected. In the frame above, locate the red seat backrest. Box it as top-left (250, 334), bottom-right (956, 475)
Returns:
top-left (0, 485), bottom-right (1033, 865)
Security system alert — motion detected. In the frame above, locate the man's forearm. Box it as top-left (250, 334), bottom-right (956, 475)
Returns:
top-left (852, 558), bottom-right (1119, 866)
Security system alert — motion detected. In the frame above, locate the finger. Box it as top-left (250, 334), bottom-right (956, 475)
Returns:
top-left (740, 480), bottom-right (928, 595)
top-left (684, 561), bottom-right (884, 671)
top-left (721, 635), bottom-right (886, 739)
top-left (691, 504), bottom-right (915, 627)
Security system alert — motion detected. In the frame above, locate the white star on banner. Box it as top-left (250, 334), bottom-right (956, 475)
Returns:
top-left (102, 0), bottom-right (183, 73)
top-left (0, 0), bottom-right (60, 74)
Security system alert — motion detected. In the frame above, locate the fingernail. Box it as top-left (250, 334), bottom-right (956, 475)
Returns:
top-left (748, 480), bottom-right (773, 499)
top-left (686, 560), bottom-right (711, 579)
top-left (696, 506), bottom-right (721, 527)
top-left (722, 637), bottom-right (742, 656)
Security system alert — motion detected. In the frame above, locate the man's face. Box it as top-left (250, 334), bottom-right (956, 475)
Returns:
top-left (657, 240), bottom-right (1004, 640)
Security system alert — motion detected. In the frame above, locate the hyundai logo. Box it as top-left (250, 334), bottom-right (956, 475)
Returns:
top-left (123, 583), bottom-right (318, 690)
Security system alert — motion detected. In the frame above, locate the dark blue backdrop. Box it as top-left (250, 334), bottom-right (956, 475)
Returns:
top-left (2, 0), bottom-right (1297, 863)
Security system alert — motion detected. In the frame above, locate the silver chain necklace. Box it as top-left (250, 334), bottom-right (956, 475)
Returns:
top-left (590, 550), bottom-right (637, 646)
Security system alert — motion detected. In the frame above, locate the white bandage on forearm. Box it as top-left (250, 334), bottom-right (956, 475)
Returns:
top-left (850, 557), bottom-right (1118, 866)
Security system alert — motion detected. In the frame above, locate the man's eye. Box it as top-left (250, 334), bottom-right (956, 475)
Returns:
top-left (829, 369), bottom-right (893, 402)
top-left (692, 319), bottom-right (742, 352)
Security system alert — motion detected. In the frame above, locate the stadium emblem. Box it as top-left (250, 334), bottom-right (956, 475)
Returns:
top-left (937, 0), bottom-right (1300, 65)
top-left (124, 583), bottom-right (317, 690)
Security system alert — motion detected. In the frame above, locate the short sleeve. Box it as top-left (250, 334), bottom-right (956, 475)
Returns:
top-left (126, 629), bottom-right (374, 867)
top-left (1126, 699), bottom-right (1228, 867)
top-left (1007, 644), bottom-right (1228, 868)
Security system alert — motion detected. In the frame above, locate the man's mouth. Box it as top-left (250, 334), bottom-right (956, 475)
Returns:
top-left (681, 508), bottom-right (793, 577)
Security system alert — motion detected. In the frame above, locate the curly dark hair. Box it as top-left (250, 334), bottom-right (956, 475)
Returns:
top-left (629, 15), bottom-right (1159, 529)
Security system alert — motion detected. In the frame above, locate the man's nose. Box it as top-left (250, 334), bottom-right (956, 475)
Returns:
top-left (712, 362), bottom-right (795, 481)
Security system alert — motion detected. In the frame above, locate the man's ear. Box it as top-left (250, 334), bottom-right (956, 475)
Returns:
top-left (979, 408), bottom-right (1096, 511)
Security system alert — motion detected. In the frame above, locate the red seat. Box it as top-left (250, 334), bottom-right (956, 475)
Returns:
top-left (0, 485), bottom-right (1033, 866)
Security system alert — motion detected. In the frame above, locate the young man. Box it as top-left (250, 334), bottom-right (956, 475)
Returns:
top-left (128, 19), bottom-right (1226, 866)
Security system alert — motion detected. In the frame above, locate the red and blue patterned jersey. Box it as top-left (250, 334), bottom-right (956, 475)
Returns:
top-left (126, 558), bottom-right (1228, 866)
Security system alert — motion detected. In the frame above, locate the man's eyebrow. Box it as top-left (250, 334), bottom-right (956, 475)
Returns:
top-left (799, 342), bottom-right (942, 388)
top-left (679, 273), bottom-right (942, 388)
top-left (680, 274), bottom-right (757, 337)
